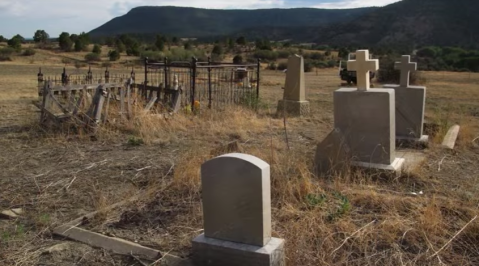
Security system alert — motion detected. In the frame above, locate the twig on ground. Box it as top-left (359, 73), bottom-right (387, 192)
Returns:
top-left (130, 252), bottom-right (149, 266)
top-left (429, 215), bottom-right (478, 259)
top-left (331, 220), bottom-right (376, 255)
top-left (438, 156), bottom-right (447, 172)
top-left (149, 249), bottom-right (174, 266)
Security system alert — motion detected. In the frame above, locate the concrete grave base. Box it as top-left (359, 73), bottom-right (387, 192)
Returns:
top-left (277, 100), bottom-right (310, 117)
top-left (351, 157), bottom-right (405, 174)
top-left (396, 135), bottom-right (429, 148)
top-left (192, 234), bottom-right (285, 266)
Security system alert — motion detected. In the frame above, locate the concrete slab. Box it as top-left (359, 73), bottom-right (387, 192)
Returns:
top-left (442, 125), bottom-right (460, 149)
top-left (351, 157), bottom-right (405, 174)
top-left (396, 150), bottom-right (427, 173)
top-left (192, 234), bottom-right (285, 266)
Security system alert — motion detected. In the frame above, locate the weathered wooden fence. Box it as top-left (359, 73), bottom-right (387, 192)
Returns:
top-left (35, 80), bottom-right (134, 134)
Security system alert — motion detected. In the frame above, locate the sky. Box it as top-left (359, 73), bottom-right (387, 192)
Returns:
top-left (0, 0), bottom-right (400, 38)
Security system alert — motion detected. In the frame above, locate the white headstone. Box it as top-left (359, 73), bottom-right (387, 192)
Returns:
top-left (395, 55), bottom-right (417, 88)
top-left (347, 50), bottom-right (379, 91)
top-left (201, 153), bottom-right (271, 247)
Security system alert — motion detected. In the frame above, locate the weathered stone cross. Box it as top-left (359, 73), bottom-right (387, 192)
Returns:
top-left (395, 55), bottom-right (417, 87)
top-left (347, 50), bottom-right (379, 91)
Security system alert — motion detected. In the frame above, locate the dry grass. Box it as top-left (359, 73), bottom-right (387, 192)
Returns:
top-left (1, 53), bottom-right (479, 265)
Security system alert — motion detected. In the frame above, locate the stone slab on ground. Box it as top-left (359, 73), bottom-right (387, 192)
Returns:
top-left (396, 150), bottom-right (427, 173)
top-left (442, 125), bottom-right (460, 150)
top-left (192, 234), bottom-right (285, 266)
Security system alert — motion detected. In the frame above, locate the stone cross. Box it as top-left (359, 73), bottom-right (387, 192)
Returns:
top-left (347, 50), bottom-right (379, 91)
top-left (284, 54), bottom-right (305, 101)
top-left (395, 55), bottom-right (417, 88)
top-left (200, 153), bottom-right (271, 247)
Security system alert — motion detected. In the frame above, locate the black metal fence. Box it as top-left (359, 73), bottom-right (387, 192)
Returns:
top-left (37, 57), bottom-right (261, 110)
top-left (142, 57), bottom-right (261, 110)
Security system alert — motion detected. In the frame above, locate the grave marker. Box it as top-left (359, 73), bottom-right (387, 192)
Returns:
top-left (277, 55), bottom-right (310, 116)
top-left (385, 55), bottom-right (428, 143)
top-left (192, 153), bottom-right (285, 266)
top-left (316, 49), bottom-right (405, 174)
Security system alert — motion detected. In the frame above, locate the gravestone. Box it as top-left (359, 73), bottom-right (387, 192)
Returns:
top-left (316, 50), bottom-right (405, 174)
top-left (192, 153), bottom-right (285, 266)
top-left (384, 55), bottom-right (428, 143)
top-left (277, 55), bottom-right (310, 116)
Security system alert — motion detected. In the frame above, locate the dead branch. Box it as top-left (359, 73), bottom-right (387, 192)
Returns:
top-left (429, 215), bottom-right (478, 259)
top-left (331, 220), bottom-right (376, 255)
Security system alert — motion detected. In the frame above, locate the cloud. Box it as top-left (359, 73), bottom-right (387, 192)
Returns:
top-left (314, 0), bottom-right (400, 9)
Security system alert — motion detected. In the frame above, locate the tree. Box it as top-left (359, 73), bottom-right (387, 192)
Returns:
top-left (8, 35), bottom-right (24, 51)
top-left (184, 42), bottom-right (192, 50)
top-left (0, 35), bottom-right (6, 43)
top-left (233, 55), bottom-right (243, 64)
top-left (338, 47), bottom-right (350, 59)
top-left (212, 44), bottom-right (223, 55)
top-left (74, 39), bottom-right (83, 51)
top-left (171, 36), bottom-right (179, 45)
top-left (115, 39), bottom-right (126, 53)
top-left (155, 34), bottom-right (165, 51)
top-left (228, 38), bottom-right (234, 50)
top-left (33, 30), bottom-right (49, 43)
top-left (105, 37), bottom-right (115, 47)
top-left (92, 44), bottom-right (101, 54)
top-left (59, 32), bottom-right (73, 51)
top-left (236, 36), bottom-right (246, 46)
top-left (108, 50), bottom-right (120, 61)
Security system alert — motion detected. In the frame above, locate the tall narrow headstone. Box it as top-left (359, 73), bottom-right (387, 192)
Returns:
top-left (277, 55), bottom-right (310, 116)
top-left (384, 55), bottom-right (428, 143)
top-left (316, 50), bottom-right (405, 173)
top-left (192, 153), bottom-right (285, 266)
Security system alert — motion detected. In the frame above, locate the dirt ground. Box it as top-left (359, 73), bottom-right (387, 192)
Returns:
top-left (1, 58), bottom-right (479, 266)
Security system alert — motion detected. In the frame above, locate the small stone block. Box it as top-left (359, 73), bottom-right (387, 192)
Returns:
top-left (11, 208), bottom-right (24, 215)
top-left (192, 234), bottom-right (285, 266)
top-left (277, 100), bottom-right (310, 116)
top-left (442, 125), bottom-right (460, 149)
top-left (0, 210), bottom-right (19, 219)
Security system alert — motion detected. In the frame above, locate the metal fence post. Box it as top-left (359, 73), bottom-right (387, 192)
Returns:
top-left (208, 56), bottom-right (212, 109)
top-left (256, 58), bottom-right (261, 100)
top-left (61, 68), bottom-right (67, 86)
top-left (192, 57), bottom-right (198, 110)
top-left (144, 57), bottom-right (148, 99)
top-left (104, 67), bottom-right (110, 83)
top-left (37, 67), bottom-right (44, 96)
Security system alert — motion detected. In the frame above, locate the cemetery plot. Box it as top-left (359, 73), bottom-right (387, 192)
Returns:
top-left (1, 61), bottom-right (479, 266)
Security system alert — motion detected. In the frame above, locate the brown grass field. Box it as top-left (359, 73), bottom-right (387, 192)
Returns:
top-left (1, 47), bottom-right (479, 266)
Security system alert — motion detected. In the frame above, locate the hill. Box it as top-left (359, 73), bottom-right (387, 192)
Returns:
top-left (309, 0), bottom-right (479, 47)
top-left (89, 6), bottom-right (376, 38)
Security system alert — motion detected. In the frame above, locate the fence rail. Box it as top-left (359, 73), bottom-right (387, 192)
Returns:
top-left (37, 57), bottom-right (261, 111)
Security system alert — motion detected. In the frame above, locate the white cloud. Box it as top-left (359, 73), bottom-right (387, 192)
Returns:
top-left (314, 0), bottom-right (400, 9)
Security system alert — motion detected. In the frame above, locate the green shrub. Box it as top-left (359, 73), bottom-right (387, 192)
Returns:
top-left (233, 55), bottom-right (243, 64)
top-left (84, 53), bottom-right (101, 62)
top-left (304, 61), bottom-right (313, 72)
top-left (277, 62), bottom-right (288, 71)
top-left (0, 47), bottom-right (15, 61)
top-left (108, 50), bottom-right (120, 61)
top-left (92, 44), bottom-right (102, 54)
top-left (22, 48), bottom-right (36, 56)
top-left (267, 62), bottom-right (277, 70)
